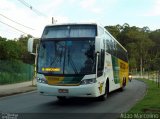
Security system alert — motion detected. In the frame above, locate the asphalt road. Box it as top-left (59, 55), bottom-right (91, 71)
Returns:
top-left (0, 79), bottom-right (146, 119)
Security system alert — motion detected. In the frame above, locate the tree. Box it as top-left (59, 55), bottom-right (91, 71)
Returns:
top-left (0, 37), bottom-right (21, 60)
top-left (148, 29), bottom-right (160, 70)
top-left (17, 34), bottom-right (35, 64)
top-left (105, 25), bottom-right (120, 39)
top-left (0, 35), bottom-right (35, 64)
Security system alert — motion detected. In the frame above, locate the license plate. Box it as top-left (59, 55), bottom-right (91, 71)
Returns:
top-left (58, 89), bottom-right (69, 93)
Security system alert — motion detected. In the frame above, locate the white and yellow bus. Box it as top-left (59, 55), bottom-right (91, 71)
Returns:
top-left (28, 23), bottom-right (129, 101)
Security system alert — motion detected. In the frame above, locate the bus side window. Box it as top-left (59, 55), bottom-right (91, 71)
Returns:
top-left (106, 39), bottom-right (110, 53)
top-left (110, 39), bottom-right (114, 55)
top-left (97, 49), bottom-right (105, 77)
top-left (114, 41), bottom-right (117, 57)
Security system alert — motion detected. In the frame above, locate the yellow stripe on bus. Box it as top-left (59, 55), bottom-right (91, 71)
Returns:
top-left (45, 76), bottom-right (64, 85)
top-left (118, 59), bottom-right (129, 87)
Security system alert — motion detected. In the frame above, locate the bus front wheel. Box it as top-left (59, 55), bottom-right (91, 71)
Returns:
top-left (57, 96), bottom-right (66, 101)
top-left (98, 80), bottom-right (109, 101)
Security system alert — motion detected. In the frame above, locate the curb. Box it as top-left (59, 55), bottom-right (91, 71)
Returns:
top-left (0, 86), bottom-right (37, 98)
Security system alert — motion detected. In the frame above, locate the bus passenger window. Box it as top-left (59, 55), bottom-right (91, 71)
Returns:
top-left (97, 49), bottom-right (104, 77)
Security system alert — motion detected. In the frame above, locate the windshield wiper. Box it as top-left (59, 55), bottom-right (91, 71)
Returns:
top-left (50, 43), bottom-right (63, 66)
top-left (70, 58), bottom-right (78, 74)
top-left (67, 47), bottom-right (79, 74)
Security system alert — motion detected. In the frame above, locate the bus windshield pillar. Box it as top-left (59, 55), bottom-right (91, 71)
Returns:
top-left (96, 52), bottom-right (99, 79)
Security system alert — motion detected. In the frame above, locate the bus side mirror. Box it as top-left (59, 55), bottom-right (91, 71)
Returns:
top-left (28, 38), bottom-right (34, 53)
top-left (95, 37), bottom-right (101, 53)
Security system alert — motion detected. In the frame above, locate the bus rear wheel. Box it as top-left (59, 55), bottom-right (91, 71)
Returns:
top-left (120, 78), bottom-right (126, 91)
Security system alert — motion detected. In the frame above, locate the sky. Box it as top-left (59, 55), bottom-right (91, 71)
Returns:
top-left (0, 0), bottom-right (160, 39)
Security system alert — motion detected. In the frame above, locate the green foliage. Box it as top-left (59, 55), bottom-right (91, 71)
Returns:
top-left (105, 23), bottom-right (159, 72)
top-left (0, 40), bottom-right (20, 60)
top-left (148, 30), bottom-right (160, 70)
top-left (17, 35), bottom-right (35, 64)
top-left (105, 25), bottom-right (121, 39)
top-left (128, 79), bottom-right (160, 113)
top-left (0, 35), bottom-right (35, 64)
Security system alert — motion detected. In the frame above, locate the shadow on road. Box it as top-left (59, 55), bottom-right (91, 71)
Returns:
top-left (45, 97), bottom-right (99, 106)
top-left (42, 88), bottom-right (124, 107)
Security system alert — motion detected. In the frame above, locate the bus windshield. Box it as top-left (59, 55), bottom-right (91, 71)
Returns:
top-left (38, 39), bottom-right (96, 75)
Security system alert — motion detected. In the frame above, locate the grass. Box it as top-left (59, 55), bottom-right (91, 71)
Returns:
top-left (128, 78), bottom-right (160, 113)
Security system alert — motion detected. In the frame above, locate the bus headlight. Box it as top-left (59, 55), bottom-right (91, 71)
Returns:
top-left (80, 78), bottom-right (97, 85)
top-left (36, 77), bottom-right (48, 84)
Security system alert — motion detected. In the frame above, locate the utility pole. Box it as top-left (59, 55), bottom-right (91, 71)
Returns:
top-left (32, 44), bottom-right (38, 86)
top-left (52, 17), bottom-right (57, 24)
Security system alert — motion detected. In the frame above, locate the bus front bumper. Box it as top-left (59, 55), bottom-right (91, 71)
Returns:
top-left (37, 82), bottom-right (100, 97)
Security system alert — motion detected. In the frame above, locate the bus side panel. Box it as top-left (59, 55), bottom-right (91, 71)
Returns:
top-left (112, 56), bottom-right (120, 84)
top-left (105, 53), bottom-right (129, 92)
top-left (104, 53), bottom-right (120, 92)
top-left (118, 59), bottom-right (129, 87)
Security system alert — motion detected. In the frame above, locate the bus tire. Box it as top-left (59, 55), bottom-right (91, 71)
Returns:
top-left (98, 80), bottom-right (109, 101)
top-left (120, 78), bottom-right (126, 91)
top-left (57, 96), bottom-right (66, 101)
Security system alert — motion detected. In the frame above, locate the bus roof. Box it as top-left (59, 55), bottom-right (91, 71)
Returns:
top-left (45, 23), bottom-right (98, 27)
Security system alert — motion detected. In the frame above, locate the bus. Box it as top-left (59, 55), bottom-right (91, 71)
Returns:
top-left (28, 23), bottom-right (129, 101)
